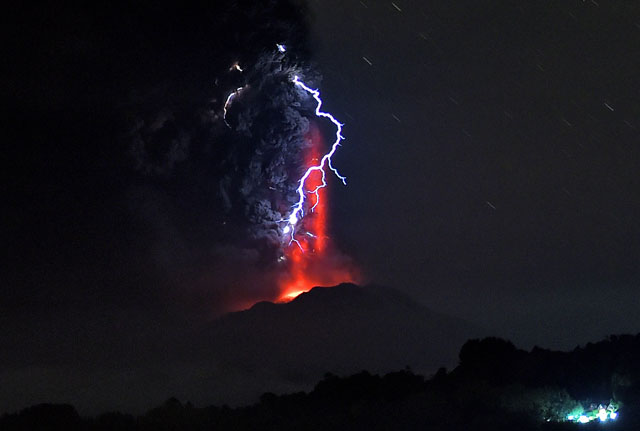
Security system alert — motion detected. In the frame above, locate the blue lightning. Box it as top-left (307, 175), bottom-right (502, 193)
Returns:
top-left (221, 45), bottom-right (347, 250)
top-left (282, 75), bottom-right (346, 247)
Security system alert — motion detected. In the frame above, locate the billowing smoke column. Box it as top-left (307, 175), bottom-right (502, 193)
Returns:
top-left (128, 0), bottom-right (358, 310)
top-left (222, 45), bottom-right (358, 302)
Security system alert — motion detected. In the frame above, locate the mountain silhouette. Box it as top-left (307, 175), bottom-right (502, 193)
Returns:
top-left (194, 283), bottom-right (485, 390)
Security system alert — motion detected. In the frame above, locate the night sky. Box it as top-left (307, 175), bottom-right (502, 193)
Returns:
top-left (3, 0), bottom-right (640, 415)
top-left (309, 0), bottom-right (640, 347)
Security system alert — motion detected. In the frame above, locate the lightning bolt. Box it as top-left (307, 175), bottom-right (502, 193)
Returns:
top-left (282, 75), bottom-right (346, 248)
top-left (223, 86), bottom-right (245, 128)
top-left (220, 45), bottom-right (347, 250)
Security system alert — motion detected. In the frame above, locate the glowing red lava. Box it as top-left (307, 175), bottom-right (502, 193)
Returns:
top-left (276, 125), bottom-right (359, 302)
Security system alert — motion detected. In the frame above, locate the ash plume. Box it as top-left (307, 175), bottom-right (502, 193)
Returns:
top-left (122, 0), bottom-right (346, 308)
top-left (129, 4), bottom-right (314, 221)
top-left (220, 51), bottom-right (322, 247)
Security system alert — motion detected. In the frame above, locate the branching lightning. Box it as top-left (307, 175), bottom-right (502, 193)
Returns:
top-left (220, 45), bottom-right (348, 251)
top-left (282, 75), bottom-right (346, 248)
top-left (218, 43), bottom-right (357, 302)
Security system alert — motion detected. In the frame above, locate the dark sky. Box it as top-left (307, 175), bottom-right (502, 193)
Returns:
top-left (2, 0), bottom-right (640, 415)
top-left (308, 0), bottom-right (640, 348)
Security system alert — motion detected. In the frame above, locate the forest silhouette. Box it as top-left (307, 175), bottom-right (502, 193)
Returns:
top-left (3, 334), bottom-right (640, 430)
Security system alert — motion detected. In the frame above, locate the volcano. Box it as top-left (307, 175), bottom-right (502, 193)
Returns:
top-left (192, 283), bottom-right (486, 403)
top-left (0, 283), bottom-right (486, 414)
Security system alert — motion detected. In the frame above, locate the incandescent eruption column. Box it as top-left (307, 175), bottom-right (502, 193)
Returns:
top-left (221, 46), bottom-right (359, 304)
top-left (277, 78), bottom-right (359, 302)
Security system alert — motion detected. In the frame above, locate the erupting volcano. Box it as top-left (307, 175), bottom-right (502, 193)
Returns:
top-left (277, 124), bottom-right (359, 302)
top-left (220, 45), bottom-right (359, 307)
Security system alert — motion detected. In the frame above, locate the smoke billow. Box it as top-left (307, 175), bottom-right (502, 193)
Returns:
top-left (1, 0), bottom-right (360, 414)
top-left (220, 50), bottom-right (322, 247)
top-left (123, 0), bottom-right (355, 309)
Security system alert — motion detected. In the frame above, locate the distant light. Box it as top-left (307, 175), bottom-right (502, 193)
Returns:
top-left (578, 415), bottom-right (589, 424)
top-left (610, 412), bottom-right (618, 420)
top-left (598, 408), bottom-right (608, 422)
top-left (277, 44), bottom-right (286, 52)
top-left (567, 415), bottom-right (575, 421)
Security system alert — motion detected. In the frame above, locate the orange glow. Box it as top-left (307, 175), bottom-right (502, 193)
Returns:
top-left (276, 124), bottom-right (359, 302)
top-left (281, 289), bottom-right (306, 301)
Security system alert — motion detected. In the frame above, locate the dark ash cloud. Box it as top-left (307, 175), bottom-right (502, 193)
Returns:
top-left (2, 0), bottom-right (330, 413)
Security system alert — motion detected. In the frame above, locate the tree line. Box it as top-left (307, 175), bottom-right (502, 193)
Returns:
top-left (3, 334), bottom-right (640, 430)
